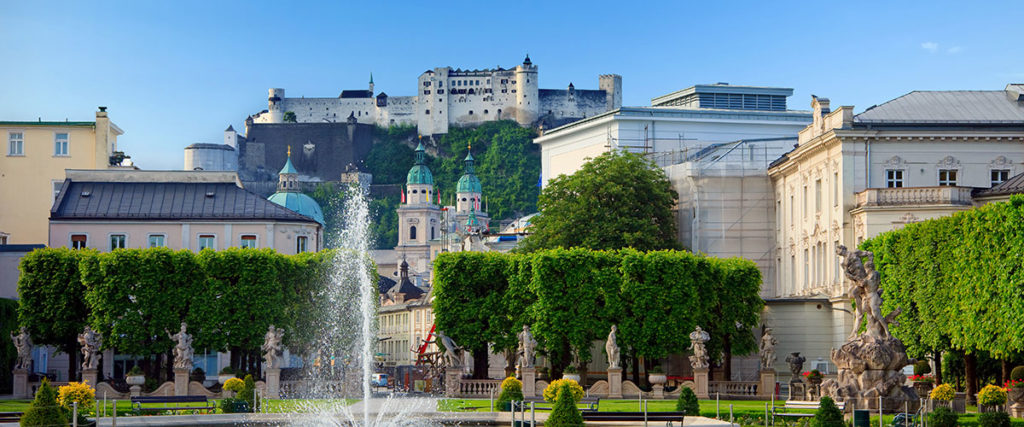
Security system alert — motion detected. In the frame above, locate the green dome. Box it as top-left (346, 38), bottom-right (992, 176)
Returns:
top-left (406, 142), bottom-right (434, 185)
top-left (268, 192), bottom-right (325, 224)
top-left (457, 174), bottom-right (481, 193)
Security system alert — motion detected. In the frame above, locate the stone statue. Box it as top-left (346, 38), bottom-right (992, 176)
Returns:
top-left (10, 327), bottom-right (32, 371)
top-left (785, 352), bottom-right (806, 378)
top-left (688, 326), bottom-right (710, 370)
top-left (759, 328), bottom-right (777, 370)
top-left (438, 331), bottom-right (462, 368)
top-left (516, 325), bottom-right (536, 368)
top-left (822, 247), bottom-right (919, 412)
top-left (263, 325), bottom-right (285, 369)
top-left (166, 322), bottom-right (193, 370)
top-left (605, 325), bottom-right (620, 369)
top-left (77, 326), bottom-right (101, 371)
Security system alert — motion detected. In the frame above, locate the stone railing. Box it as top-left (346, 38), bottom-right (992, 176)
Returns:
top-left (458, 379), bottom-right (501, 397)
top-left (709, 381), bottom-right (759, 397)
top-left (856, 186), bottom-right (975, 208)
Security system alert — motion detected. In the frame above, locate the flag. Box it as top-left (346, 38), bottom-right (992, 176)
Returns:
top-left (437, 189), bottom-right (441, 205)
top-left (401, 188), bottom-right (406, 203)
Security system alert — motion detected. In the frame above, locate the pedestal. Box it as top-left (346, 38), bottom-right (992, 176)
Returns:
top-left (789, 380), bottom-right (805, 400)
top-left (759, 369), bottom-right (776, 398)
top-left (521, 367), bottom-right (537, 397)
top-left (173, 368), bottom-right (189, 396)
top-left (265, 368), bottom-right (281, 399)
top-left (607, 368), bottom-right (623, 399)
top-left (652, 384), bottom-right (665, 399)
top-left (693, 368), bottom-right (709, 399)
top-left (444, 368), bottom-right (462, 397)
top-left (130, 385), bottom-right (142, 397)
top-left (1010, 402), bottom-right (1024, 418)
top-left (81, 368), bottom-right (99, 388)
top-left (12, 369), bottom-right (29, 399)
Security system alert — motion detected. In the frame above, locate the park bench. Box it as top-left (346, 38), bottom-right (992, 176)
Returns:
top-left (582, 411), bottom-right (687, 422)
top-left (889, 412), bottom-right (919, 427)
top-left (772, 400), bottom-right (845, 422)
top-left (514, 396), bottom-right (600, 412)
top-left (131, 395), bottom-right (216, 414)
top-left (0, 412), bottom-right (22, 422)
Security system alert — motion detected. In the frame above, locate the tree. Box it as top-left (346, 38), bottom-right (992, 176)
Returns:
top-left (545, 384), bottom-right (584, 427)
top-left (0, 298), bottom-right (19, 394)
top-left (282, 111), bottom-right (297, 123)
top-left (813, 396), bottom-right (844, 427)
top-left (519, 150), bottom-right (679, 252)
top-left (20, 379), bottom-right (67, 427)
top-left (701, 257), bottom-right (763, 380)
top-left (675, 387), bottom-right (700, 416)
top-left (17, 248), bottom-right (92, 382)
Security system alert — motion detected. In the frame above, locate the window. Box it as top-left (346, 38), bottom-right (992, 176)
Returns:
top-left (815, 179), bottom-right (822, 213)
top-left (430, 227), bottom-right (435, 240)
top-left (8, 132), bottom-right (24, 155)
top-left (991, 169), bottom-right (1010, 187)
top-left (885, 169), bottom-right (904, 188)
top-left (52, 181), bottom-right (63, 202)
top-left (296, 236), bottom-right (308, 253)
top-left (409, 226), bottom-right (417, 240)
top-left (938, 169), bottom-right (958, 186)
top-left (424, 109), bottom-right (430, 115)
top-left (198, 234), bottom-right (216, 250)
top-left (54, 133), bottom-right (69, 156)
top-left (148, 234), bottom-right (165, 248)
top-left (240, 235), bottom-right (257, 248)
top-left (71, 234), bottom-right (87, 249)
top-left (109, 234), bottom-right (126, 250)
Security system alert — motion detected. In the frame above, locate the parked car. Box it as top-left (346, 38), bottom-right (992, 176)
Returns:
top-left (371, 373), bottom-right (389, 387)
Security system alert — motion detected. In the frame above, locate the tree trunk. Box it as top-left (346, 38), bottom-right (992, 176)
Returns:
top-left (579, 361), bottom-right (589, 387)
top-left (965, 352), bottom-right (978, 405)
top-left (1002, 359), bottom-right (1011, 385)
top-left (630, 350), bottom-right (640, 385)
top-left (64, 337), bottom-right (79, 383)
top-left (934, 350), bottom-right (943, 385)
top-left (472, 348), bottom-right (488, 379)
top-left (722, 334), bottom-right (733, 382)
top-left (503, 350), bottom-right (516, 379)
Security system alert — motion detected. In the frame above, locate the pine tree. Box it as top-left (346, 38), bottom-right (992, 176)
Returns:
top-left (675, 386), bottom-right (700, 417)
top-left (545, 384), bottom-right (583, 427)
top-left (20, 379), bottom-right (69, 427)
top-left (813, 396), bottom-right (844, 427)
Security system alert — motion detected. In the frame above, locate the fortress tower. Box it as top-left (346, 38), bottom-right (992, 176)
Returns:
top-left (599, 74), bottom-right (623, 110)
top-left (267, 88), bottom-right (286, 123)
top-left (514, 55), bottom-right (539, 126)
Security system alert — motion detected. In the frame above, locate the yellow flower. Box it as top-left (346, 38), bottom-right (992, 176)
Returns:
top-left (978, 384), bottom-right (1008, 406)
top-left (543, 378), bottom-right (584, 403)
top-left (930, 383), bottom-right (954, 401)
top-left (223, 377), bottom-right (245, 392)
top-left (57, 381), bottom-right (95, 409)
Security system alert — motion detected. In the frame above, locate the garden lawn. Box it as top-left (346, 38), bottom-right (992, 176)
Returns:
top-left (0, 398), bottom-right (358, 417)
top-left (438, 398), bottom-right (784, 417)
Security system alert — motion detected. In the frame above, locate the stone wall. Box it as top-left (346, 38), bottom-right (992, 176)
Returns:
top-left (238, 122), bottom-right (374, 186)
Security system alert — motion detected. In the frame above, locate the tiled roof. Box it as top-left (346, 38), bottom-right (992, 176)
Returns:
top-left (855, 91), bottom-right (1024, 124)
top-left (976, 171), bottom-right (1024, 197)
top-left (51, 181), bottom-right (318, 223)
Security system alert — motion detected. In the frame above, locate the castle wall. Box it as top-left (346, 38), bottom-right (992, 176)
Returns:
top-left (238, 122), bottom-right (374, 186)
top-left (539, 89), bottom-right (608, 121)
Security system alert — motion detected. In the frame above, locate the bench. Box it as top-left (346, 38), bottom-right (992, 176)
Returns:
top-left (0, 412), bottom-right (22, 422)
top-left (131, 395), bottom-right (216, 414)
top-left (583, 411), bottom-right (687, 422)
top-left (890, 412), bottom-right (919, 427)
top-left (514, 396), bottom-right (600, 412)
top-left (772, 400), bottom-right (846, 421)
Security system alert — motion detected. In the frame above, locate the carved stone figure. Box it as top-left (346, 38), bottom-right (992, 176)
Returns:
top-left (10, 327), bottom-right (32, 371)
top-left (263, 325), bottom-right (285, 369)
top-left (688, 326), bottom-right (710, 370)
top-left (78, 326), bottom-right (102, 370)
top-left (759, 328), bottom-right (777, 370)
top-left (438, 331), bottom-right (462, 368)
top-left (837, 245), bottom-right (872, 339)
top-left (516, 325), bottom-right (536, 368)
top-left (606, 325), bottom-right (620, 370)
top-left (166, 322), bottom-right (193, 370)
top-left (785, 352), bottom-right (806, 378)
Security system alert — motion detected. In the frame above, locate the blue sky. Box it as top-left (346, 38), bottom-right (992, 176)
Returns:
top-left (2, 1), bottom-right (1022, 170)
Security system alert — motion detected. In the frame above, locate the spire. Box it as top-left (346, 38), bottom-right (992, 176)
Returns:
top-left (463, 147), bottom-right (475, 175)
top-left (415, 138), bottom-right (426, 165)
top-left (280, 146), bottom-right (298, 175)
top-left (277, 146), bottom-right (299, 192)
top-left (369, 72), bottom-right (374, 84)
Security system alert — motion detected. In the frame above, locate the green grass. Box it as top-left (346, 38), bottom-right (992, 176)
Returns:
top-left (0, 398), bottom-right (358, 417)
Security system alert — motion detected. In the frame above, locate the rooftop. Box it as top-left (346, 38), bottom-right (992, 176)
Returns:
top-left (0, 121), bottom-right (96, 127)
top-left (855, 88), bottom-right (1024, 125)
top-left (651, 83), bottom-right (795, 108)
top-left (976, 170), bottom-right (1024, 198)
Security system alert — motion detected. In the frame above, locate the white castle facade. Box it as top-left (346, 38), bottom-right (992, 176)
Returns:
top-left (251, 56), bottom-right (622, 135)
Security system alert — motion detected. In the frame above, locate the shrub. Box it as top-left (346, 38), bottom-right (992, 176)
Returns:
top-left (675, 387), bottom-right (699, 416)
top-left (978, 411), bottom-right (1011, 427)
top-left (543, 379), bottom-right (583, 403)
top-left (914, 360), bottom-right (932, 376)
top-left (931, 383), bottom-right (955, 401)
top-left (190, 368), bottom-right (205, 382)
top-left (20, 379), bottom-right (68, 427)
top-left (545, 384), bottom-right (583, 427)
top-left (812, 396), bottom-right (844, 427)
top-left (127, 365), bottom-right (143, 376)
top-left (219, 366), bottom-right (235, 375)
top-left (978, 384), bottom-right (1008, 406)
top-left (57, 381), bottom-right (95, 410)
top-left (223, 377), bottom-right (245, 393)
top-left (218, 397), bottom-right (249, 414)
top-left (238, 374), bottom-right (256, 411)
top-left (563, 366), bottom-right (578, 374)
top-left (928, 406), bottom-right (957, 427)
top-left (1011, 366), bottom-right (1024, 382)
top-left (495, 377), bottom-right (523, 410)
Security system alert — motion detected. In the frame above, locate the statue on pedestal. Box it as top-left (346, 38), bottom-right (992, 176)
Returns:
top-left (438, 331), bottom-right (463, 368)
top-left (166, 322), bottom-right (193, 370)
top-left (516, 325), bottom-right (536, 369)
top-left (688, 326), bottom-right (710, 370)
top-left (759, 328), bottom-right (777, 370)
top-left (606, 325), bottom-right (620, 369)
top-left (10, 327), bottom-right (32, 370)
top-left (786, 352), bottom-right (805, 378)
top-left (78, 326), bottom-right (101, 370)
top-left (263, 325), bottom-right (284, 369)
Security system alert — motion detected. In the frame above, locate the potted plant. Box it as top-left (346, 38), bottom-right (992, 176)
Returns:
top-left (562, 366), bottom-right (580, 382)
top-left (909, 374), bottom-right (935, 395)
top-left (218, 366), bottom-right (236, 384)
top-left (1008, 366), bottom-right (1024, 405)
top-left (977, 384), bottom-right (1007, 413)
top-left (125, 366), bottom-right (145, 386)
top-left (648, 366), bottom-right (667, 385)
top-left (802, 370), bottom-right (823, 385)
top-left (931, 383), bottom-right (955, 409)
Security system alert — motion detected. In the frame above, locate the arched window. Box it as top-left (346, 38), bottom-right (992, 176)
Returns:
top-left (410, 226), bottom-right (417, 240)
top-left (431, 227), bottom-right (435, 240)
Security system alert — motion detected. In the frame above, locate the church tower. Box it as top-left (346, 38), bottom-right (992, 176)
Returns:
top-left (454, 146), bottom-right (489, 234)
top-left (395, 141), bottom-right (441, 277)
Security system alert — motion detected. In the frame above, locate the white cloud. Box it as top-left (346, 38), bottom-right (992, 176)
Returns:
top-left (947, 46), bottom-right (963, 54)
top-left (921, 42), bottom-right (939, 53)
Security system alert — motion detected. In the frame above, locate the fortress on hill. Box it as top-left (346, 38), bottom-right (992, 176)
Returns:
top-left (250, 55), bottom-right (622, 135)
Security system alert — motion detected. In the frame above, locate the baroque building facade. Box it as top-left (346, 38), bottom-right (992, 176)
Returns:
top-left (251, 56), bottom-right (622, 136)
